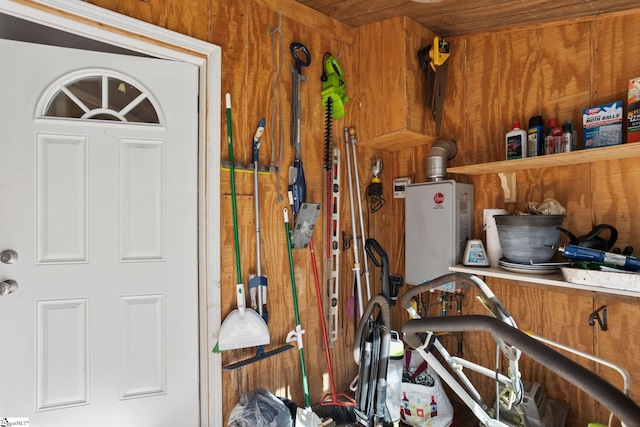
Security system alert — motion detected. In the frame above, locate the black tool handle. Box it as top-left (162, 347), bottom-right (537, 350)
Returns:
top-left (365, 238), bottom-right (390, 303)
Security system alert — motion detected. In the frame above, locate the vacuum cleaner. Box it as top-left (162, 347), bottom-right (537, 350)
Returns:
top-left (352, 238), bottom-right (403, 426)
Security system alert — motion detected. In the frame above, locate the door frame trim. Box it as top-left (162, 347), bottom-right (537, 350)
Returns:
top-left (0, 1), bottom-right (222, 425)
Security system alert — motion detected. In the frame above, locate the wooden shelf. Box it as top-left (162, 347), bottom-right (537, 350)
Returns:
top-left (449, 264), bottom-right (640, 298)
top-left (447, 143), bottom-right (640, 175)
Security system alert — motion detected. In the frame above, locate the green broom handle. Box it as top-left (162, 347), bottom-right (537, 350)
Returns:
top-left (226, 94), bottom-right (242, 284)
top-left (284, 208), bottom-right (311, 408)
top-left (284, 209), bottom-right (300, 326)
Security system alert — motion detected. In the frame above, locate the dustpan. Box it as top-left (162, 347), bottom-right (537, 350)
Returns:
top-left (217, 93), bottom-right (270, 352)
top-left (217, 285), bottom-right (270, 351)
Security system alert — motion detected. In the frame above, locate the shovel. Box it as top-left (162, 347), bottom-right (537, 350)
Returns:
top-left (216, 94), bottom-right (270, 352)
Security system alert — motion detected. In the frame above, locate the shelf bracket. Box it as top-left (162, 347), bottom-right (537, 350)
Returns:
top-left (498, 172), bottom-right (516, 203)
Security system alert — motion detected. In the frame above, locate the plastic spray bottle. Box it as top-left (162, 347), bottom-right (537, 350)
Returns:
top-left (544, 118), bottom-right (563, 154)
top-left (563, 120), bottom-right (577, 152)
top-left (527, 115), bottom-right (544, 157)
top-left (506, 122), bottom-right (527, 160)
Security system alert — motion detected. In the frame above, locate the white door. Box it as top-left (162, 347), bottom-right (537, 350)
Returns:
top-left (0, 39), bottom-right (199, 426)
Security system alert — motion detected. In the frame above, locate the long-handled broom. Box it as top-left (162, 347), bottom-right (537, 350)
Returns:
top-left (222, 118), bottom-right (292, 370)
top-left (215, 94), bottom-right (270, 353)
top-left (309, 238), bottom-right (356, 422)
top-left (284, 208), bottom-right (322, 427)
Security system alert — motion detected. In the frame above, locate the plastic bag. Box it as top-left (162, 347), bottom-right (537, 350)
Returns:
top-left (400, 349), bottom-right (454, 427)
top-left (227, 388), bottom-right (293, 427)
top-left (525, 198), bottom-right (566, 216)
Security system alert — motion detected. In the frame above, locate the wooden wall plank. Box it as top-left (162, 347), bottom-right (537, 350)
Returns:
top-left (442, 36), bottom-right (466, 159)
top-left (464, 33), bottom-right (502, 165)
top-left (539, 164), bottom-right (592, 253)
top-left (356, 20), bottom-right (384, 143)
top-left (593, 13), bottom-right (640, 106)
top-left (539, 21), bottom-right (592, 143)
top-left (592, 297), bottom-right (640, 423)
top-left (539, 290), bottom-right (596, 426)
top-left (498, 28), bottom-right (542, 136)
top-left (165, 0), bottom-right (210, 40)
top-left (593, 158), bottom-right (640, 249)
top-left (379, 17), bottom-right (406, 133)
top-left (117, 0), bottom-right (169, 28)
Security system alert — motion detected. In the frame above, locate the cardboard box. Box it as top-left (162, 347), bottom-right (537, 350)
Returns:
top-left (583, 101), bottom-right (623, 148)
top-left (628, 77), bottom-right (640, 143)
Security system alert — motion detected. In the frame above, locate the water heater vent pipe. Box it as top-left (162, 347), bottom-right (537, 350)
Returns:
top-left (426, 138), bottom-right (458, 181)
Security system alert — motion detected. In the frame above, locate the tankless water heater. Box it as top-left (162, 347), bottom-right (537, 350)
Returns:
top-left (405, 180), bottom-right (474, 291)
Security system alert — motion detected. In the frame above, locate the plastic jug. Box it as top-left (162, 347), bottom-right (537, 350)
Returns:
top-left (386, 331), bottom-right (404, 426)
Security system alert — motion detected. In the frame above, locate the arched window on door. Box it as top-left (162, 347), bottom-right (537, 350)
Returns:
top-left (38, 69), bottom-right (162, 124)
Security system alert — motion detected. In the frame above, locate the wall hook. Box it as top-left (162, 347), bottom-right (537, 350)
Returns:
top-left (589, 305), bottom-right (607, 331)
top-left (268, 9), bottom-right (282, 35)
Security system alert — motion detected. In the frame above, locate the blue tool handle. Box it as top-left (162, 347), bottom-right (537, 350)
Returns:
top-left (252, 118), bottom-right (266, 162)
top-left (562, 244), bottom-right (640, 271)
top-left (288, 159), bottom-right (306, 217)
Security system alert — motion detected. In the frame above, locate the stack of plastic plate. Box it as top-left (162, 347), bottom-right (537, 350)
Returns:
top-left (498, 258), bottom-right (568, 274)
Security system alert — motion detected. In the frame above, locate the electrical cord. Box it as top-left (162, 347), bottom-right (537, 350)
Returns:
top-left (366, 182), bottom-right (386, 213)
top-left (321, 51), bottom-right (331, 82)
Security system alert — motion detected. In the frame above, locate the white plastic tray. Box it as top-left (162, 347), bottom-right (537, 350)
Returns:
top-left (561, 267), bottom-right (640, 293)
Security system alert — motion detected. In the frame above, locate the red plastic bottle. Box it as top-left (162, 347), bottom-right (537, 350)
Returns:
top-left (544, 118), bottom-right (563, 154)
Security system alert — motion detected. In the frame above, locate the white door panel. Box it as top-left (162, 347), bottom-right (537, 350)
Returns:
top-left (0, 39), bottom-right (199, 426)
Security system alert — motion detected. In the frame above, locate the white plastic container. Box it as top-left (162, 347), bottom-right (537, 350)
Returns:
top-left (386, 331), bottom-right (404, 426)
top-left (506, 122), bottom-right (527, 160)
top-left (463, 239), bottom-right (490, 266)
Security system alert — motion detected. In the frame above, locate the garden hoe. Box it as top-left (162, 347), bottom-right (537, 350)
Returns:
top-left (216, 94), bottom-right (270, 352)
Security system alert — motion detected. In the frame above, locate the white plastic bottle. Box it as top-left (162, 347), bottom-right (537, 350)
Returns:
top-left (506, 122), bottom-right (527, 160)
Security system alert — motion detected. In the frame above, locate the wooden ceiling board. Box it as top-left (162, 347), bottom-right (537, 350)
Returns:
top-left (296, 0), bottom-right (640, 37)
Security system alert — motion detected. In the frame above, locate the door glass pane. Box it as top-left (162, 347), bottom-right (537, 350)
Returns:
top-left (47, 91), bottom-right (86, 118)
top-left (43, 72), bottom-right (159, 124)
top-left (108, 77), bottom-right (158, 123)
top-left (66, 76), bottom-right (102, 111)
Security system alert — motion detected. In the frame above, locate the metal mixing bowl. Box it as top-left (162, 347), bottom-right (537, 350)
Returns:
top-left (494, 214), bottom-right (565, 264)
